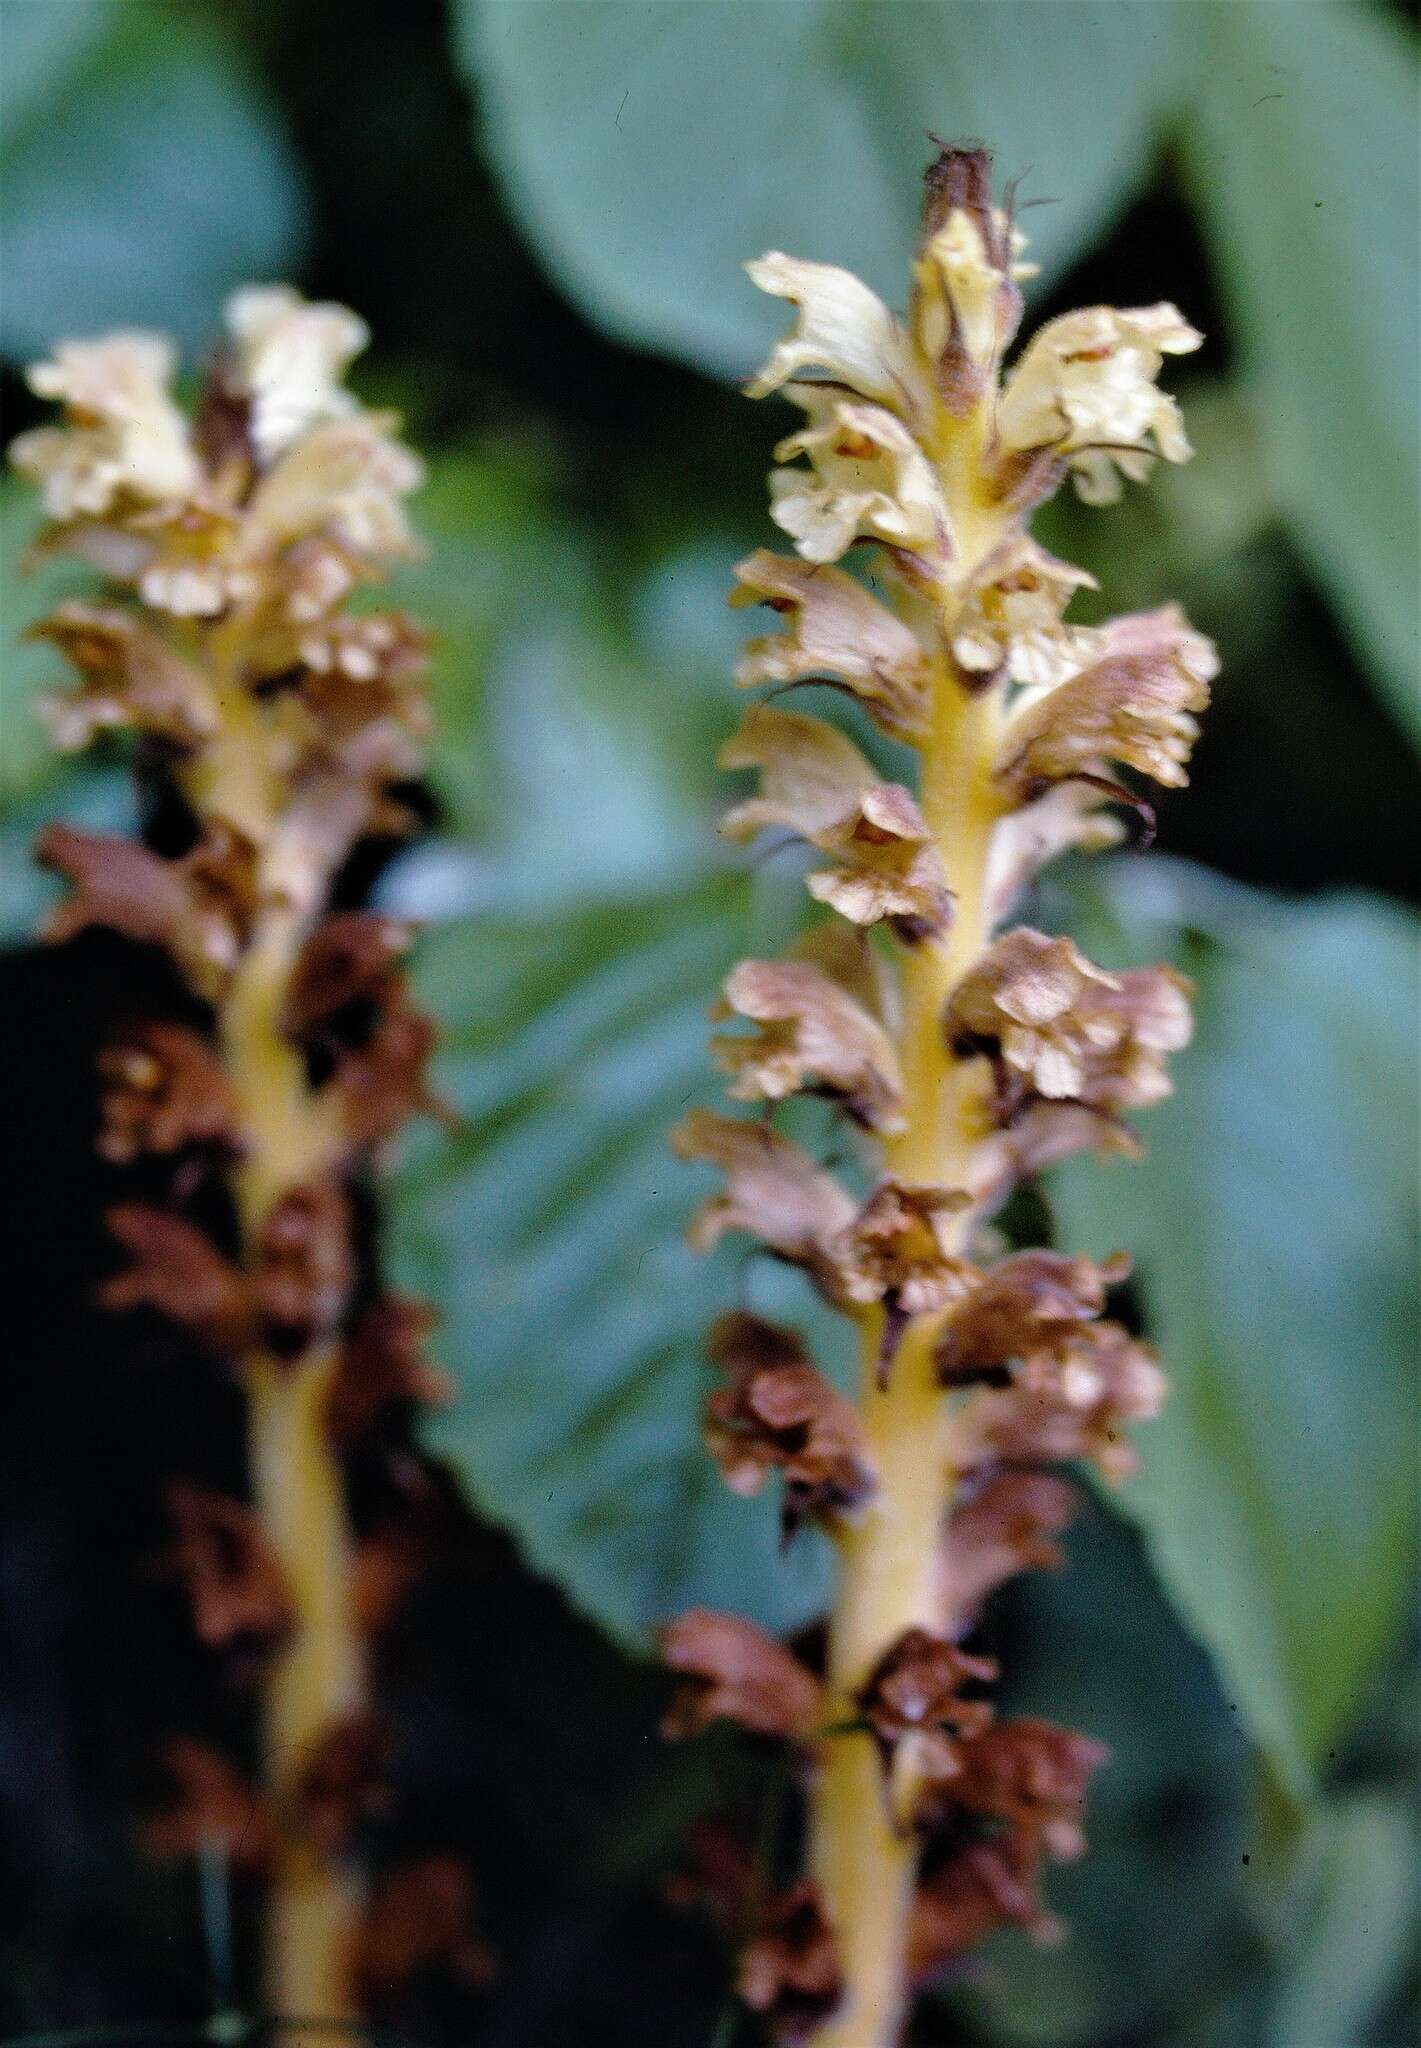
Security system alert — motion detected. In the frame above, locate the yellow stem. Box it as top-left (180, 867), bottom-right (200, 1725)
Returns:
top-left (808, 603), bottom-right (1006, 2047)
top-left (193, 675), bottom-right (363, 2031)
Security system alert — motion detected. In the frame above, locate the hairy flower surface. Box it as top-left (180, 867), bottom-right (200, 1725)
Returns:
top-left (664, 143), bottom-right (1212, 2048)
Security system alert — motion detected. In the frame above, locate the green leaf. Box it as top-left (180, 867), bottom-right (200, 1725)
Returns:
top-left (391, 873), bottom-right (836, 1648)
top-left (0, 0), bottom-right (115, 138)
top-left (1049, 860), bottom-right (1419, 1801)
top-left (460, 0), bottom-right (1190, 379)
top-left (1184, 2), bottom-right (1420, 741)
top-left (1270, 1793), bottom-right (1416, 2048)
top-left (0, 0), bottom-right (308, 360)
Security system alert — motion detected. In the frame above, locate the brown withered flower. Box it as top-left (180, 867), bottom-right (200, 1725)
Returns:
top-left (939, 1470), bottom-right (1078, 1633)
top-left (936, 1247), bottom-right (1132, 1386)
top-left (325, 1295), bottom-right (451, 1448)
top-left (37, 821), bottom-right (259, 999)
top-left (672, 1109), bottom-right (858, 1288)
top-left (252, 1178), bottom-right (354, 1355)
top-left (661, 1608), bottom-right (822, 1741)
top-left (292, 1711), bottom-right (395, 1856)
top-left (856, 1629), bottom-right (997, 1826)
top-left (957, 1318), bottom-right (1167, 1481)
top-left (97, 1021), bottom-right (238, 1162)
top-left (834, 1180), bottom-right (975, 1320)
top-left (32, 600), bottom-right (218, 750)
top-left (908, 1829), bottom-right (1057, 1985)
top-left (737, 1882), bottom-right (844, 2043)
top-left (327, 978), bottom-right (442, 1149)
top-left (101, 1203), bottom-right (254, 1354)
top-left (283, 909), bottom-right (414, 1036)
top-left (712, 958), bottom-right (905, 1132)
top-left (945, 927), bottom-right (1193, 1115)
top-left (931, 1717), bottom-right (1108, 1862)
top-left (703, 1311), bottom-right (876, 1533)
top-left (162, 1480), bottom-right (294, 1660)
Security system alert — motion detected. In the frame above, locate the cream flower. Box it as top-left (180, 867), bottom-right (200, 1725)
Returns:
top-left (225, 285), bottom-right (369, 465)
top-left (769, 391), bottom-right (950, 565)
top-left (243, 413), bottom-right (424, 562)
top-left (996, 304), bottom-right (1203, 502)
top-left (12, 332), bottom-right (199, 517)
top-left (951, 537), bottom-right (1102, 687)
top-left (746, 253), bottom-right (918, 416)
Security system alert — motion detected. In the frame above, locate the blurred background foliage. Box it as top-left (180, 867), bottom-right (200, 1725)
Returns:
top-left (0, 2), bottom-right (1417, 2044)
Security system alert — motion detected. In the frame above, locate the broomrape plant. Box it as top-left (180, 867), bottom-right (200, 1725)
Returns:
top-left (665, 146), bottom-right (1216, 2046)
top-left (10, 295), bottom-right (488, 2024)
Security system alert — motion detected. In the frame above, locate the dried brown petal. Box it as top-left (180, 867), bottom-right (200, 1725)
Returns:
top-left (957, 1318), bottom-right (1167, 1481)
top-left (712, 958), bottom-right (904, 1133)
top-left (97, 1022), bottom-right (238, 1162)
top-left (144, 1738), bottom-right (277, 1872)
top-left (908, 1829), bottom-right (1054, 1983)
top-left (703, 1311), bottom-right (875, 1529)
top-left (101, 1202), bottom-right (253, 1354)
top-left (661, 1608), bottom-right (822, 1741)
top-left (936, 1248), bottom-right (1131, 1386)
top-left (284, 910), bottom-right (413, 1037)
top-left (38, 822), bottom-right (258, 997)
top-left (833, 1181), bottom-right (975, 1321)
top-left (939, 1470), bottom-right (1078, 1631)
top-left (253, 1178), bottom-right (354, 1353)
top-left (790, 917), bottom-right (898, 1030)
top-left (936, 1717), bottom-right (1108, 1862)
top-left (736, 1882), bottom-right (843, 2042)
top-left (945, 927), bottom-right (1192, 1116)
top-left (163, 1480), bottom-right (294, 1658)
top-left (329, 981), bottom-right (441, 1148)
top-left (671, 1109), bottom-right (858, 1293)
top-left (351, 1853), bottom-right (496, 2006)
top-left (967, 1097), bottom-right (1142, 1213)
top-left (293, 1711), bottom-right (394, 1856)
top-left (856, 1628), bottom-right (997, 1804)
top-left (30, 601), bottom-right (217, 750)
top-left (326, 1295), bottom-right (451, 1448)
top-left (731, 548), bottom-right (931, 742)
top-left (995, 603), bottom-right (1216, 798)
top-left (812, 781), bottom-right (952, 939)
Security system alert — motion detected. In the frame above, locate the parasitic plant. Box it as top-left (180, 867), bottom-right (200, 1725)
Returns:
top-left (9, 293), bottom-right (483, 2027)
top-left (666, 145), bottom-right (1216, 2046)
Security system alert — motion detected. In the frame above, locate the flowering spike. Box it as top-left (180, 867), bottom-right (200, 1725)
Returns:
top-left (10, 292), bottom-right (464, 2021)
top-left (666, 144), bottom-right (1213, 2045)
